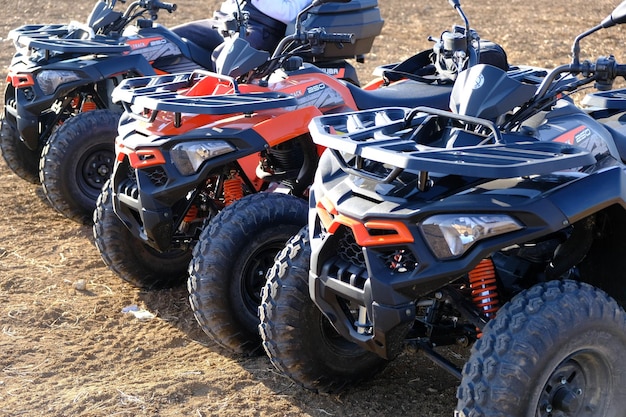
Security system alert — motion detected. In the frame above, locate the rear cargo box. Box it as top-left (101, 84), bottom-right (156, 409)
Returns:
top-left (300, 0), bottom-right (384, 59)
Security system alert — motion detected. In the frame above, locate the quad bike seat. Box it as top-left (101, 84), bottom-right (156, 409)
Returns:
top-left (344, 80), bottom-right (452, 111)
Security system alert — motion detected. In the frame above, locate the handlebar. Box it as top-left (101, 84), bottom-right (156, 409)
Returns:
top-left (123, 0), bottom-right (176, 19)
top-left (505, 55), bottom-right (626, 131)
top-left (271, 29), bottom-right (355, 60)
top-left (295, 28), bottom-right (355, 45)
top-left (615, 64), bottom-right (626, 77)
top-left (535, 56), bottom-right (626, 102)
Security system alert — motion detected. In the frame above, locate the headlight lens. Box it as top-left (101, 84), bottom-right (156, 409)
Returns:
top-left (170, 141), bottom-right (235, 175)
top-left (420, 214), bottom-right (522, 259)
top-left (36, 70), bottom-right (81, 95)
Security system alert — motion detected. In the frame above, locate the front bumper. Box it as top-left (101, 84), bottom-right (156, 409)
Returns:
top-left (111, 125), bottom-right (269, 252)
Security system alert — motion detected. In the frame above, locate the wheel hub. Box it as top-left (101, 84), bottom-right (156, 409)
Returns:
top-left (540, 360), bottom-right (588, 416)
top-left (82, 149), bottom-right (114, 192)
top-left (551, 385), bottom-right (582, 412)
top-left (242, 246), bottom-right (277, 310)
top-left (97, 164), bottom-right (110, 177)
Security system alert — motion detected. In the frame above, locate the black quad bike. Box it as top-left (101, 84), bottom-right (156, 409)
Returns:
top-left (2, 0), bottom-right (216, 223)
top-left (259, 2), bottom-right (626, 416)
top-left (2, 0), bottom-right (197, 181)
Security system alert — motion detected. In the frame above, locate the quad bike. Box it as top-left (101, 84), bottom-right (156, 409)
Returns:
top-left (92, 0), bottom-right (410, 293)
top-left (2, 0), bottom-right (199, 183)
top-left (259, 1), bottom-right (626, 415)
top-left (2, 0), bottom-right (220, 223)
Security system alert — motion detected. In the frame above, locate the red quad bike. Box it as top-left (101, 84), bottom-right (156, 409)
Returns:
top-left (93, 0), bottom-right (389, 291)
top-left (1, 0), bottom-right (219, 223)
top-left (94, 0), bottom-right (513, 355)
top-left (259, 1), bottom-right (626, 415)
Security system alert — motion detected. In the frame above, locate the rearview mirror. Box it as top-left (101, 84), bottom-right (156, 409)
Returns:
top-left (601, 0), bottom-right (626, 28)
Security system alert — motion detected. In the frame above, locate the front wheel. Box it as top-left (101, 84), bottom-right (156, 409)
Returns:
top-left (188, 193), bottom-right (308, 355)
top-left (259, 227), bottom-right (388, 393)
top-left (40, 110), bottom-right (118, 224)
top-left (456, 280), bottom-right (626, 417)
top-left (93, 180), bottom-right (192, 289)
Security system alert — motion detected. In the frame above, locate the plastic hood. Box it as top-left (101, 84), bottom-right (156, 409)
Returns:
top-left (212, 37), bottom-right (270, 78)
top-left (449, 64), bottom-right (537, 120)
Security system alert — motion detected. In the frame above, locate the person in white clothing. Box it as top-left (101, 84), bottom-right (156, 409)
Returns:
top-left (172, 0), bottom-right (313, 56)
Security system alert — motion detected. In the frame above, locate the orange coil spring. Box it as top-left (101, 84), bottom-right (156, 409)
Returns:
top-left (70, 96), bottom-right (81, 110)
top-left (468, 258), bottom-right (500, 319)
top-left (80, 97), bottom-right (97, 112)
top-left (223, 176), bottom-right (244, 206)
top-left (183, 205), bottom-right (198, 223)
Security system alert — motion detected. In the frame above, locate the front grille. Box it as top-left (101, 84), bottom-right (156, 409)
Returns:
top-left (119, 177), bottom-right (139, 200)
top-left (117, 162), bottom-right (139, 199)
top-left (327, 225), bottom-right (418, 287)
top-left (144, 166), bottom-right (168, 186)
top-left (323, 226), bottom-right (368, 290)
top-left (379, 249), bottom-right (418, 273)
top-left (126, 165), bottom-right (136, 182)
top-left (336, 226), bottom-right (365, 267)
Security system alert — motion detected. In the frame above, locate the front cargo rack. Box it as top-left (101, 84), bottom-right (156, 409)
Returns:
top-left (113, 71), bottom-right (298, 127)
top-left (112, 71), bottom-right (221, 105)
top-left (9, 24), bottom-right (73, 43)
top-left (309, 107), bottom-right (596, 182)
top-left (19, 37), bottom-right (130, 54)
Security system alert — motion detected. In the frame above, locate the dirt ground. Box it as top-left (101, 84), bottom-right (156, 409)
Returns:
top-left (1, 0), bottom-right (626, 416)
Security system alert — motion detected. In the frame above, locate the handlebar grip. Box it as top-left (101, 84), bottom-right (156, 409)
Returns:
top-left (320, 32), bottom-right (355, 44)
top-left (615, 64), bottom-right (626, 78)
top-left (153, 0), bottom-right (177, 12)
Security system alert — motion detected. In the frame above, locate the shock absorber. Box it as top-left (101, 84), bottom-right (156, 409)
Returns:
top-left (177, 204), bottom-right (198, 233)
top-left (183, 205), bottom-right (198, 222)
top-left (222, 172), bottom-right (244, 206)
top-left (70, 95), bottom-right (81, 111)
top-left (80, 95), bottom-right (97, 112)
top-left (468, 258), bottom-right (500, 333)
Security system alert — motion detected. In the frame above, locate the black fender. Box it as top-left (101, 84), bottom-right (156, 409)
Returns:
top-left (13, 54), bottom-right (156, 150)
top-left (546, 165), bottom-right (626, 222)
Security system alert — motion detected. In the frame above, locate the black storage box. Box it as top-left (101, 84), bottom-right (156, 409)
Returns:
top-left (300, 0), bottom-right (384, 59)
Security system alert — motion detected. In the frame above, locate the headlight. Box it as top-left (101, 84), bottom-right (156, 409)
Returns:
top-left (420, 214), bottom-right (522, 259)
top-left (170, 140), bottom-right (235, 175)
top-left (36, 70), bottom-right (82, 95)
